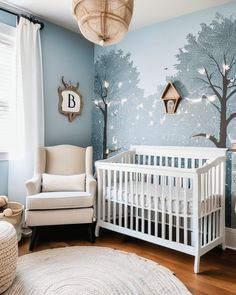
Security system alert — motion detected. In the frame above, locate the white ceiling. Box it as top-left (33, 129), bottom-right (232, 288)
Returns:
top-left (0, 0), bottom-right (233, 33)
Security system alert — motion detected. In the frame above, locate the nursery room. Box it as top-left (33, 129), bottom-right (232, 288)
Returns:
top-left (0, 0), bottom-right (236, 294)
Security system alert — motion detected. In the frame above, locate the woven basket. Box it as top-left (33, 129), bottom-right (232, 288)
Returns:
top-left (0, 221), bottom-right (18, 294)
top-left (0, 202), bottom-right (24, 225)
top-left (0, 202), bottom-right (24, 241)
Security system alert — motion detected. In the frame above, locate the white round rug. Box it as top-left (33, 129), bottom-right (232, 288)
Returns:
top-left (5, 246), bottom-right (191, 295)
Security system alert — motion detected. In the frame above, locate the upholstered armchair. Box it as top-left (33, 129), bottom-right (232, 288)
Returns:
top-left (25, 145), bottom-right (96, 250)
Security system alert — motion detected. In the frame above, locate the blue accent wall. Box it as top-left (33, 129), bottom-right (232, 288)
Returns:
top-left (42, 22), bottom-right (94, 147)
top-left (0, 11), bottom-right (94, 196)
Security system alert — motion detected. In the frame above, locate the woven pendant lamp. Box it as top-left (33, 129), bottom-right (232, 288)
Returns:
top-left (72, 0), bottom-right (134, 46)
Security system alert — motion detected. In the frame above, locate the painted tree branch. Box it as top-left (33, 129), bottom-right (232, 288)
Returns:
top-left (207, 54), bottom-right (224, 78)
top-left (227, 83), bottom-right (236, 89)
top-left (201, 94), bottom-right (221, 113)
top-left (226, 112), bottom-right (236, 126)
top-left (196, 77), bottom-right (222, 91)
top-left (204, 68), bottom-right (223, 102)
top-left (100, 84), bottom-right (107, 105)
top-left (95, 104), bottom-right (105, 116)
top-left (212, 85), bottom-right (223, 91)
top-left (196, 77), bottom-right (210, 85)
top-left (209, 101), bottom-right (221, 112)
top-left (223, 53), bottom-right (227, 68)
top-left (229, 56), bottom-right (235, 68)
top-left (227, 88), bottom-right (236, 100)
top-left (192, 133), bottom-right (219, 146)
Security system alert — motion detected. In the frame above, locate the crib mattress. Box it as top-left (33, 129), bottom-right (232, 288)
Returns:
top-left (105, 182), bottom-right (220, 216)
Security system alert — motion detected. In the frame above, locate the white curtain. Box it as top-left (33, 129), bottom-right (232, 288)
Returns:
top-left (8, 17), bottom-right (44, 205)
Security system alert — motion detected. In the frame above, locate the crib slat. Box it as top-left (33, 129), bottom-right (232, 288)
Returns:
top-left (200, 217), bottom-right (203, 247)
top-left (204, 215), bottom-right (207, 246)
top-left (204, 172), bottom-right (208, 245)
top-left (215, 210), bottom-right (218, 239)
top-left (113, 170), bottom-right (117, 225)
top-left (209, 169), bottom-right (212, 243)
top-left (218, 210), bottom-right (220, 237)
top-left (217, 164), bottom-right (220, 209)
top-left (161, 175), bottom-right (165, 239)
top-left (191, 158), bottom-right (194, 169)
top-left (176, 177), bottom-right (180, 243)
top-left (209, 169), bottom-right (212, 212)
top-left (135, 172), bottom-right (139, 232)
top-left (97, 169), bottom-right (102, 224)
top-left (168, 176), bottom-right (172, 242)
top-left (102, 169), bottom-right (106, 221)
top-left (178, 157), bottom-right (181, 168)
top-left (124, 171), bottom-right (128, 228)
top-left (141, 173), bottom-right (145, 233)
top-left (154, 175), bottom-right (158, 237)
top-left (107, 170), bottom-right (111, 223)
top-left (212, 167), bottom-right (215, 211)
top-left (130, 171), bottom-right (134, 230)
top-left (147, 174), bottom-right (151, 235)
top-left (184, 178), bottom-right (188, 245)
top-left (209, 213), bottom-right (212, 243)
top-left (220, 161), bottom-right (225, 239)
top-left (184, 158), bottom-right (188, 169)
top-left (119, 170), bottom-right (123, 226)
top-left (200, 174), bottom-right (203, 247)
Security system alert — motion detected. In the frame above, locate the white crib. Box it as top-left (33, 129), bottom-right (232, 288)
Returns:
top-left (95, 146), bottom-right (227, 273)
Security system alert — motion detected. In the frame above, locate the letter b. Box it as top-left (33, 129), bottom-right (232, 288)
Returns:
top-left (68, 94), bottom-right (76, 108)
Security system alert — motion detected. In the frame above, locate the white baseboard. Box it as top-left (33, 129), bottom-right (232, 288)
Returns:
top-left (225, 227), bottom-right (236, 250)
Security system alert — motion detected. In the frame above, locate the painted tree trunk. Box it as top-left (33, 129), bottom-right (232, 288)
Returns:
top-left (218, 76), bottom-right (228, 148)
top-left (219, 98), bottom-right (227, 148)
top-left (103, 104), bottom-right (108, 159)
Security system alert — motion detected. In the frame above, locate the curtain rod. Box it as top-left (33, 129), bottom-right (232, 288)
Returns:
top-left (0, 7), bottom-right (44, 30)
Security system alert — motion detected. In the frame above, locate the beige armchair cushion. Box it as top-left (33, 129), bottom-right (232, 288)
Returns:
top-left (34, 145), bottom-right (93, 175)
top-left (26, 191), bottom-right (94, 210)
top-left (25, 208), bottom-right (94, 226)
top-left (42, 173), bottom-right (85, 192)
top-left (45, 145), bottom-right (86, 175)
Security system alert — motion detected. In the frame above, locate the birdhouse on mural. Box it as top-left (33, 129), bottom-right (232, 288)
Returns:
top-left (161, 82), bottom-right (181, 114)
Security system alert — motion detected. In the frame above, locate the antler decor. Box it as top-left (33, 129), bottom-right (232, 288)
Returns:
top-left (58, 76), bottom-right (83, 122)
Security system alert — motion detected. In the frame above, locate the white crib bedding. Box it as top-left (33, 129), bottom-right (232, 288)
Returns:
top-left (105, 182), bottom-right (220, 216)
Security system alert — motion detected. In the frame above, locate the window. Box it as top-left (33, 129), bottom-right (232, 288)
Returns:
top-left (0, 22), bottom-right (16, 159)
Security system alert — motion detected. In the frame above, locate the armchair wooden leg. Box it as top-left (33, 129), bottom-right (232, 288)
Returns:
top-left (29, 227), bottom-right (38, 251)
top-left (88, 223), bottom-right (95, 243)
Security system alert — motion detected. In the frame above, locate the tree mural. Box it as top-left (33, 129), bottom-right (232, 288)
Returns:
top-left (94, 49), bottom-right (142, 158)
top-left (174, 14), bottom-right (236, 148)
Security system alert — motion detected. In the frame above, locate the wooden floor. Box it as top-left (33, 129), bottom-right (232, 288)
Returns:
top-left (18, 225), bottom-right (236, 295)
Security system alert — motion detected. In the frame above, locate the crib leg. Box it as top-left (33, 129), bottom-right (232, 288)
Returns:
top-left (95, 224), bottom-right (100, 237)
top-left (194, 254), bottom-right (200, 274)
top-left (221, 240), bottom-right (226, 250)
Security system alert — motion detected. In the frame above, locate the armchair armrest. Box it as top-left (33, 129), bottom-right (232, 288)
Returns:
top-left (86, 175), bottom-right (97, 200)
top-left (25, 174), bottom-right (41, 195)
